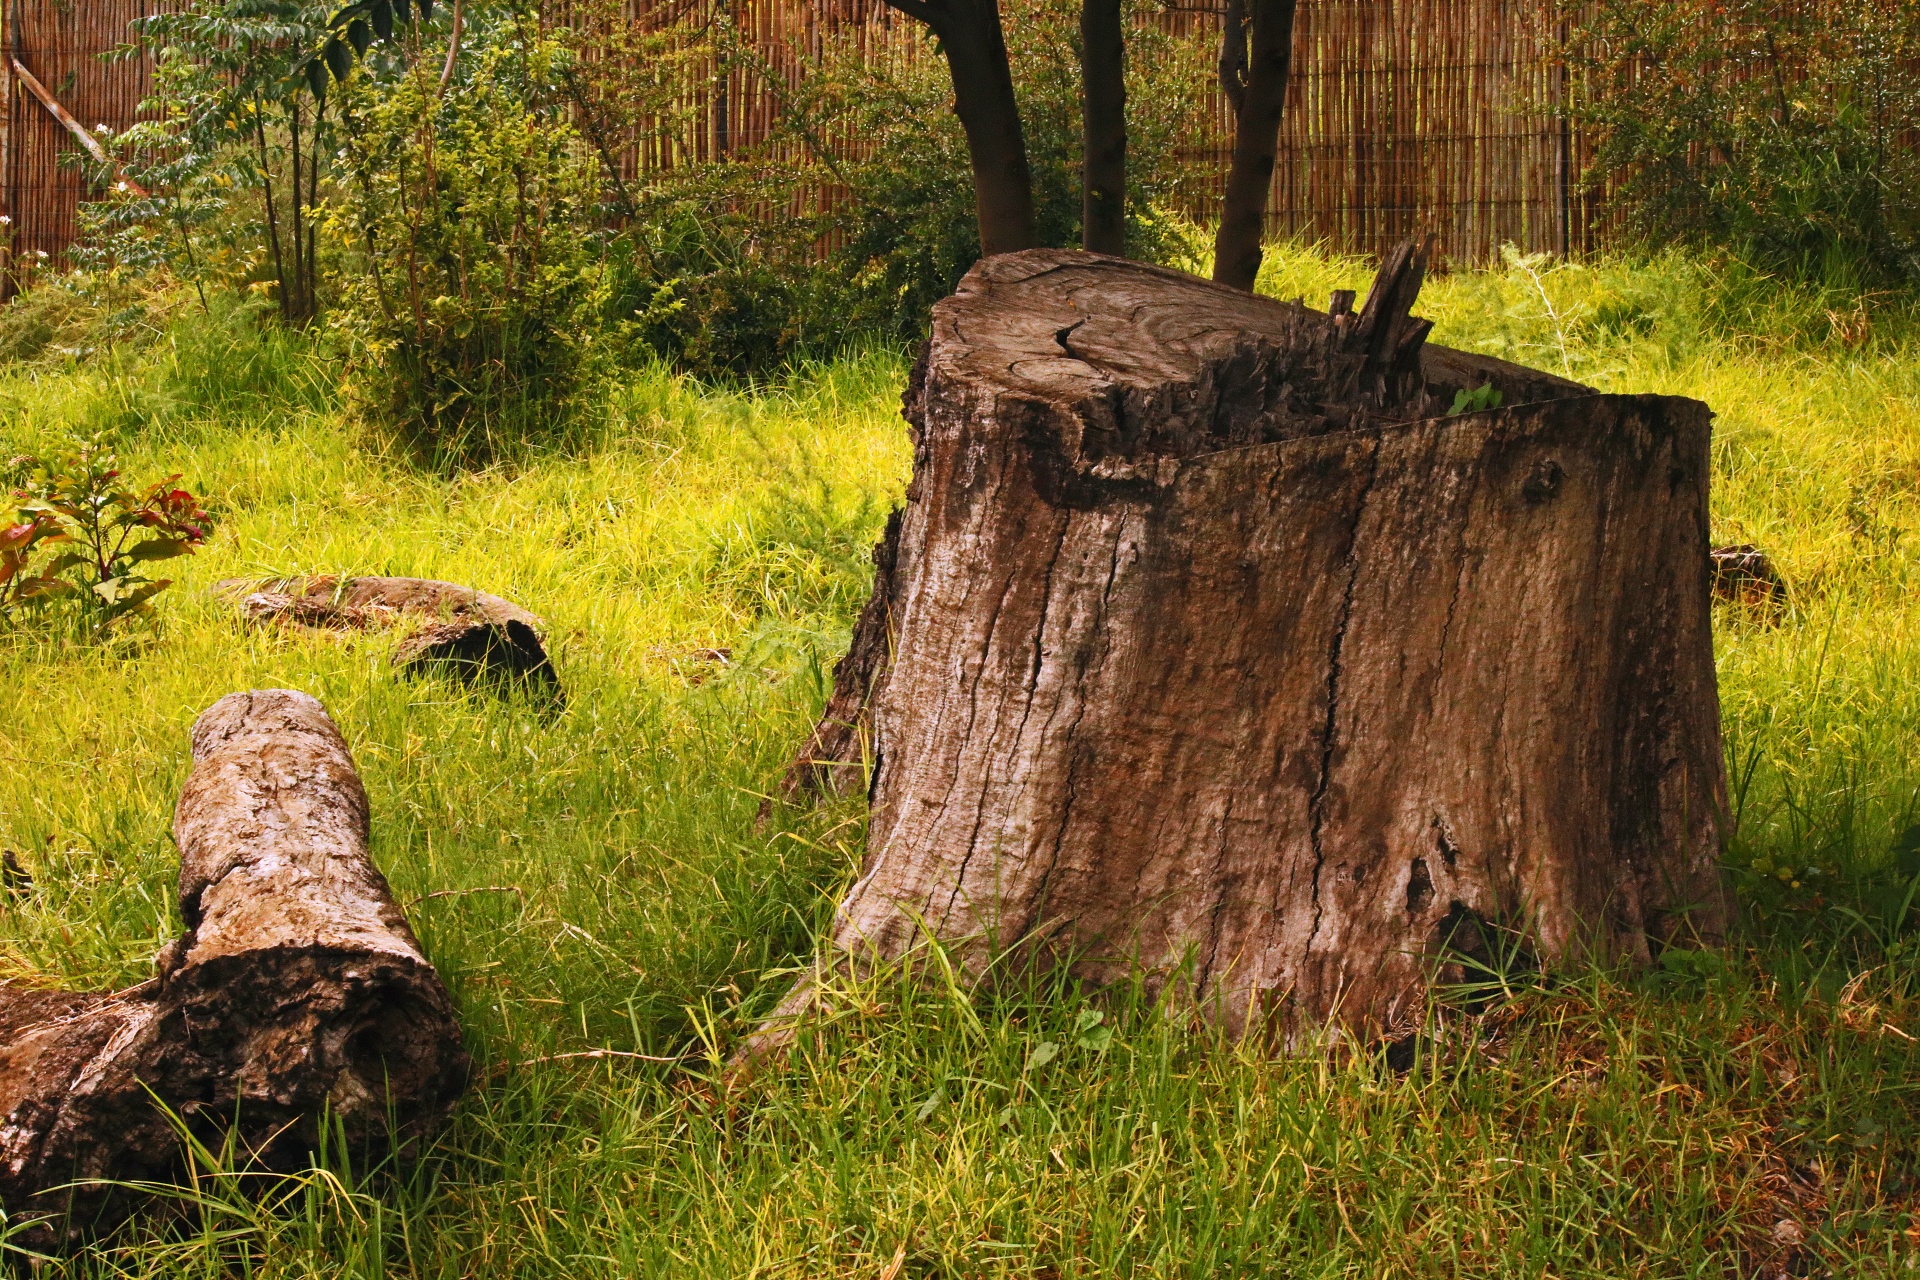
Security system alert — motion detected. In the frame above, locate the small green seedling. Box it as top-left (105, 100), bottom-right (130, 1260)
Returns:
top-left (1449, 382), bottom-right (1504, 415)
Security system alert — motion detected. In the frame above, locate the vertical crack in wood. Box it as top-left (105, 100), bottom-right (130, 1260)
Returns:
top-left (1191, 794), bottom-right (1239, 999)
top-left (1018, 522), bottom-right (1128, 952)
top-left (909, 540), bottom-right (1018, 948)
top-left (940, 512), bottom-right (1071, 938)
top-left (1306, 436), bottom-right (1383, 950)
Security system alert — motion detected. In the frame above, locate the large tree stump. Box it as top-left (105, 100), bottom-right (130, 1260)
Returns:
top-left (0, 690), bottom-right (467, 1246)
top-left (786, 249), bottom-right (1729, 1045)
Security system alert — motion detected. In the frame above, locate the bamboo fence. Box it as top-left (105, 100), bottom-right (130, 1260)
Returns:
top-left (0, 0), bottom-right (1885, 292)
top-left (0, 0), bottom-right (160, 296)
top-left (550, 0), bottom-right (1585, 264)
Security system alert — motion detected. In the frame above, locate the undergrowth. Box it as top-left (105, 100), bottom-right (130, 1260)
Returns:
top-left (1, 247), bottom-right (1917, 1275)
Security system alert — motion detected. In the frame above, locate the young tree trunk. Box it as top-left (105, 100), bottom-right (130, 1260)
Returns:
top-left (0, 691), bottom-right (467, 1247)
top-left (774, 249), bottom-right (1728, 1047)
top-left (1213, 0), bottom-right (1298, 292)
top-left (1080, 0), bottom-right (1126, 256)
top-left (884, 0), bottom-right (1036, 256)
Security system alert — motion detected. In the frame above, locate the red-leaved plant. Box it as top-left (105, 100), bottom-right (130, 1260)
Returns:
top-left (2, 436), bottom-right (214, 634)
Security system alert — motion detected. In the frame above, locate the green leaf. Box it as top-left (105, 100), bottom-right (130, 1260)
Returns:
top-left (1027, 1040), bottom-right (1060, 1071)
top-left (303, 55), bottom-right (330, 100)
top-left (346, 17), bottom-right (372, 56)
top-left (914, 1085), bottom-right (944, 1122)
top-left (1074, 1008), bottom-right (1103, 1033)
top-left (126, 538), bottom-right (190, 563)
top-left (1448, 383), bottom-right (1504, 416)
top-left (97, 578), bottom-right (170, 621)
top-left (417, 0), bottom-right (433, 22)
top-left (324, 36), bottom-right (352, 83)
top-left (370, 0), bottom-right (393, 40)
top-left (92, 576), bottom-right (133, 604)
top-left (392, 0), bottom-right (412, 21)
top-left (16, 578), bottom-right (73, 601)
top-left (1075, 1025), bottom-right (1113, 1053)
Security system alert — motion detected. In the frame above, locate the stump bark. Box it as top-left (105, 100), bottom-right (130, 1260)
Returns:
top-left (0, 690), bottom-right (467, 1245)
top-left (786, 248), bottom-right (1730, 1044)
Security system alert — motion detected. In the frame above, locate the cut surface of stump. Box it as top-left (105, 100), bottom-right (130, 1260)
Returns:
top-left (0, 690), bottom-right (467, 1246)
top-left (222, 575), bottom-right (558, 691)
top-left (780, 248), bottom-right (1729, 1045)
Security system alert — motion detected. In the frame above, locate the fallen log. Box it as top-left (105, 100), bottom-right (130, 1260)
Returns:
top-left (769, 247), bottom-right (1729, 1048)
top-left (0, 690), bottom-right (468, 1247)
top-left (1710, 543), bottom-right (1785, 606)
top-left (221, 575), bottom-right (558, 691)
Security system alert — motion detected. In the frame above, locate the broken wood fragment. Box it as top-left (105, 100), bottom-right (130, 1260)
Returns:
top-left (221, 575), bottom-right (558, 690)
top-left (1710, 544), bottom-right (1785, 605)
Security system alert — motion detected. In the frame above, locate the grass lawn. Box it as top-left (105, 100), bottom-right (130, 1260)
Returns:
top-left (2, 247), bottom-right (1918, 1276)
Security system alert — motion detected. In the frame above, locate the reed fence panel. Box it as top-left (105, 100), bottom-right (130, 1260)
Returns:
top-left (5, 0), bottom-right (1856, 290)
top-left (0, 0), bottom-right (159, 297)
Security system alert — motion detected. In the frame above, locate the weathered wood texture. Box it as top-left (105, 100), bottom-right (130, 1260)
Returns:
top-left (804, 248), bottom-right (1728, 1044)
top-left (223, 576), bottom-right (558, 689)
top-left (0, 690), bottom-right (467, 1246)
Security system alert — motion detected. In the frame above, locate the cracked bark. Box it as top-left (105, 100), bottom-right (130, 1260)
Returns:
top-left (778, 248), bottom-right (1729, 1046)
top-left (0, 690), bottom-right (467, 1247)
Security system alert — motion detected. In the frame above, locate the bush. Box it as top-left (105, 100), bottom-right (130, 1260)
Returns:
top-left (326, 18), bottom-right (610, 461)
top-left (584, 0), bottom-right (1214, 377)
top-left (1568, 0), bottom-right (1920, 286)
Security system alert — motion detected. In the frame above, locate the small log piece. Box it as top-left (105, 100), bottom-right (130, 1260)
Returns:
top-left (0, 690), bottom-right (467, 1247)
top-left (772, 247), bottom-right (1728, 1048)
top-left (1710, 544), bottom-right (1785, 605)
top-left (223, 575), bottom-right (558, 691)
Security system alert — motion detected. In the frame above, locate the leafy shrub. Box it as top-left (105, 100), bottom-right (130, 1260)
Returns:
top-left (325, 17), bottom-right (609, 460)
top-left (1567, 0), bottom-right (1920, 285)
top-left (104, 0), bottom-right (336, 328)
top-left (585, 0), bottom-right (1214, 377)
top-left (1, 437), bottom-right (213, 634)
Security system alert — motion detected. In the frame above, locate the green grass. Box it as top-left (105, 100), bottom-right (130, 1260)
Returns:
top-left (2, 250), bottom-right (1918, 1277)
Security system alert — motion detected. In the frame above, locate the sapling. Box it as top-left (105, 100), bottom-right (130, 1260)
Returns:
top-left (2, 434), bottom-right (213, 634)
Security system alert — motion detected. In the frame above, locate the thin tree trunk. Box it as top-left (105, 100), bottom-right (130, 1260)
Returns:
top-left (1080, 0), bottom-right (1126, 256)
top-left (884, 0), bottom-right (1036, 256)
top-left (289, 97), bottom-right (307, 325)
top-left (254, 96), bottom-right (290, 326)
top-left (765, 250), bottom-right (1727, 1051)
top-left (306, 95), bottom-right (324, 321)
top-left (1212, 0), bottom-right (1297, 292)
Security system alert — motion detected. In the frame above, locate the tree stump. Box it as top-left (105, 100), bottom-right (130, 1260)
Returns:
top-left (785, 249), bottom-right (1729, 1045)
top-left (0, 690), bottom-right (467, 1246)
